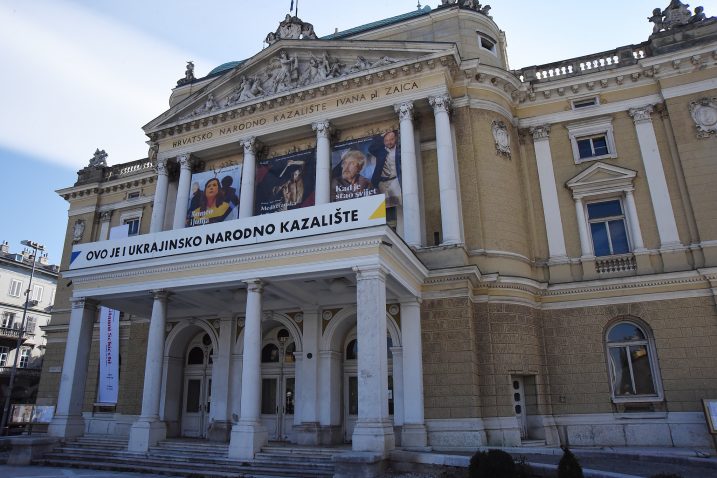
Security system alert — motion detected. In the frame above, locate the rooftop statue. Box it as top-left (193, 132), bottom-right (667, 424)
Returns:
top-left (177, 61), bottom-right (196, 87)
top-left (265, 14), bottom-right (318, 45)
top-left (89, 149), bottom-right (108, 168)
top-left (649, 1), bottom-right (712, 33)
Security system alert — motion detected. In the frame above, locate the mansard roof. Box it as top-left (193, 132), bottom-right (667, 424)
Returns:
top-left (322, 5), bottom-right (432, 40)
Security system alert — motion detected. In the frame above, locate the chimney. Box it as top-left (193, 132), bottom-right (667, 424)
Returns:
top-left (0, 241), bottom-right (8, 254)
top-left (39, 253), bottom-right (49, 265)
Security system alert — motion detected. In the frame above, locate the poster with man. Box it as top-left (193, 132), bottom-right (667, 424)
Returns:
top-left (255, 149), bottom-right (316, 215)
top-left (330, 130), bottom-right (402, 207)
top-left (186, 165), bottom-right (242, 227)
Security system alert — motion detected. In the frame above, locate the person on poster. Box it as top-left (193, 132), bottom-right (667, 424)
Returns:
top-left (369, 130), bottom-right (402, 207)
top-left (221, 175), bottom-right (240, 208)
top-left (190, 177), bottom-right (233, 226)
top-left (272, 162), bottom-right (305, 210)
top-left (332, 150), bottom-right (374, 201)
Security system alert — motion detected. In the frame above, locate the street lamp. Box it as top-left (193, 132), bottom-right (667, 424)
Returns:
top-left (0, 240), bottom-right (45, 435)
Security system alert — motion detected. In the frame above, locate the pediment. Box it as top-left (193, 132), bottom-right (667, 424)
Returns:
top-left (566, 162), bottom-right (637, 197)
top-left (144, 40), bottom-right (458, 134)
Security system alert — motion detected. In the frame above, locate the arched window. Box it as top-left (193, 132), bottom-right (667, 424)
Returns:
top-left (262, 344), bottom-right (280, 363)
top-left (606, 321), bottom-right (661, 400)
top-left (346, 339), bottom-right (357, 360)
top-left (284, 342), bottom-right (296, 363)
top-left (187, 347), bottom-right (204, 365)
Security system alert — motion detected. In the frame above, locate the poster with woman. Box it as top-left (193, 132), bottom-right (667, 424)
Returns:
top-left (330, 130), bottom-right (402, 206)
top-left (186, 165), bottom-right (242, 227)
top-left (255, 149), bottom-right (316, 215)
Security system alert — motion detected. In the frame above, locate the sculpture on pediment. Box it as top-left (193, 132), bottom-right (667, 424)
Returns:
top-left (265, 14), bottom-right (318, 45)
top-left (89, 149), bottom-right (108, 168)
top-left (649, 1), bottom-right (711, 32)
top-left (688, 97), bottom-right (717, 138)
top-left (177, 61), bottom-right (195, 87)
top-left (182, 93), bottom-right (219, 119)
top-left (268, 51), bottom-right (299, 93)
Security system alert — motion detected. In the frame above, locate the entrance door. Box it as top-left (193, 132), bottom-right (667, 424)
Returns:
top-left (181, 376), bottom-right (211, 437)
top-left (261, 375), bottom-right (295, 441)
top-left (343, 374), bottom-right (358, 442)
top-left (512, 376), bottom-right (528, 439)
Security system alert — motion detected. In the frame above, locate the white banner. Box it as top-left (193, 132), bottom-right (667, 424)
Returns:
top-left (69, 194), bottom-right (387, 270)
top-left (98, 306), bottom-right (119, 404)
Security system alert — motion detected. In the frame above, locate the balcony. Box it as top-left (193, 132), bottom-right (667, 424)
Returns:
top-left (0, 366), bottom-right (42, 377)
top-left (0, 327), bottom-right (25, 341)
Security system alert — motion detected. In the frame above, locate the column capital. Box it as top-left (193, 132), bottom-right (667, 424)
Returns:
top-left (629, 104), bottom-right (655, 124)
top-left (70, 297), bottom-right (91, 310)
top-left (399, 297), bottom-right (422, 307)
top-left (99, 210), bottom-right (112, 223)
top-left (244, 279), bottom-right (264, 293)
top-left (154, 157), bottom-right (169, 177)
top-left (428, 94), bottom-right (452, 115)
top-left (312, 120), bottom-right (332, 138)
top-left (530, 124), bottom-right (551, 141)
top-left (150, 289), bottom-right (171, 301)
top-left (394, 102), bottom-right (415, 121)
top-left (240, 137), bottom-right (261, 155)
top-left (353, 265), bottom-right (388, 282)
top-left (176, 154), bottom-right (193, 170)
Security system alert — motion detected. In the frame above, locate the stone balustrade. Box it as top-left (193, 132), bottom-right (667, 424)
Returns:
top-left (596, 254), bottom-right (637, 275)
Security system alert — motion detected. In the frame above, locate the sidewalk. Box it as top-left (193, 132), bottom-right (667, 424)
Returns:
top-left (0, 465), bottom-right (182, 478)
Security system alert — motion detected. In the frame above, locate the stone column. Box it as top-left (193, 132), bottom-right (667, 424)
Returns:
top-left (313, 121), bottom-right (332, 205)
top-left (574, 198), bottom-right (593, 258)
top-left (318, 350), bottom-right (342, 439)
top-left (172, 155), bottom-right (193, 229)
top-left (128, 290), bottom-right (169, 452)
top-left (352, 266), bottom-right (395, 455)
top-left (390, 346), bottom-right (404, 428)
top-left (208, 315), bottom-right (235, 442)
top-left (629, 105), bottom-right (682, 249)
top-left (623, 189), bottom-right (646, 252)
top-left (47, 297), bottom-right (96, 439)
top-left (229, 280), bottom-right (268, 459)
top-left (429, 94), bottom-right (462, 245)
top-left (395, 102), bottom-right (421, 247)
top-left (296, 308), bottom-right (322, 444)
top-left (239, 138), bottom-right (259, 219)
top-left (531, 125), bottom-right (568, 261)
top-left (98, 211), bottom-right (112, 241)
top-left (150, 157), bottom-right (170, 233)
top-left (399, 298), bottom-right (428, 449)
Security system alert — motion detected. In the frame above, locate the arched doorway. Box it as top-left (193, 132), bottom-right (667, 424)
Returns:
top-left (260, 326), bottom-right (297, 441)
top-left (181, 332), bottom-right (213, 437)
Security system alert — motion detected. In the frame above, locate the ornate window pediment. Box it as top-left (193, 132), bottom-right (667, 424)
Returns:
top-left (566, 162), bottom-right (637, 198)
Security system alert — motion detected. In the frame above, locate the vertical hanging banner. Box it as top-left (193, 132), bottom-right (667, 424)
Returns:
top-left (98, 306), bottom-right (119, 404)
top-left (330, 130), bottom-right (402, 207)
top-left (186, 165), bottom-right (242, 227)
top-left (255, 149), bottom-right (316, 215)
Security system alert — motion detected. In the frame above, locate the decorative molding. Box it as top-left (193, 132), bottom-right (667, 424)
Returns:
top-left (628, 104), bottom-right (655, 124)
top-left (72, 219), bottom-right (85, 244)
top-left (688, 97), bottom-right (717, 138)
top-left (530, 124), bottom-right (551, 140)
top-left (429, 94), bottom-right (452, 114)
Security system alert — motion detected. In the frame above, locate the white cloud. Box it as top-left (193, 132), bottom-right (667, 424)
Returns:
top-left (0, 0), bottom-right (213, 168)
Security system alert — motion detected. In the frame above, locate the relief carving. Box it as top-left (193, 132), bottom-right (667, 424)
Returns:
top-left (689, 97), bottom-right (717, 138)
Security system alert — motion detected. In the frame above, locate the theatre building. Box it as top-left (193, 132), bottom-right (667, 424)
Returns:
top-left (38, 1), bottom-right (717, 459)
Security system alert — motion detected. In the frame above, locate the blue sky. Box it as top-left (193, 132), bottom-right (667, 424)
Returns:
top-left (0, 0), bottom-right (701, 263)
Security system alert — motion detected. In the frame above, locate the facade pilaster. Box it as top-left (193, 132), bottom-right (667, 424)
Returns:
top-left (395, 102), bottom-right (422, 247)
top-left (47, 297), bottom-right (96, 439)
top-left (128, 290), bottom-right (170, 452)
top-left (313, 121), bottom-right (332, 205)
top-left (229, 279), bottom-right (268, 459)
top-left (98, 211), bottom-right (112, 241)
top-left (429, 94), bottom-right (462, 245)
top-left (295, 308), bottom-right (322, 444)
top-left (352, 266), bottom-right (395, 455)
top-left (172, 155), bottom-right (193, 229)
top-left (208, 315), bottom-right (236, 442)
top-left (399, 298), bottom-right (429, 449)
top-left (239, 138), bottom-right (260, 219)
top-left (574, 198), bottom-right (593, 258)
top-left (150, 157), bottom-right (170, 233)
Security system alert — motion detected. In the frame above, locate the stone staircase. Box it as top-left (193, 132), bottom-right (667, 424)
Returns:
top-left (34, 436), bottom-right (338, 477)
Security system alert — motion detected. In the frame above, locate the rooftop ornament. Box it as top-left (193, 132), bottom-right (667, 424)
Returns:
top-left (265, 14), bottom-right (318, 45)
top-left (89, 148), bottom-right (108, 168)
top-left (177, 61), bottom-right (196, 87)
top-left (440, 0), bottom-right (491, 15)
top-left (649, 1), bottom-right (711, 33)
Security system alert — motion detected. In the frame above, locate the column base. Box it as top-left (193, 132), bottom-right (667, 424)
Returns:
top-left (207, 420), bottom-right (232, 442)
top-left (128, 419), bottom-right (166, 452)
top-left (400, 423), bottom-right (430, 450)
top-left (351, 420), bottom-right (395, 455)
top-left (294, 422), bottom-right (342, 445)
top-left (47, 414), bottom-right (85, 439)
top-left (228, 420), bottom-right (268, 459)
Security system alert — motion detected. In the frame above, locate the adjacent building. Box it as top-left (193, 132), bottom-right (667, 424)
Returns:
top-left (38, 1), bottom-right (717, 458)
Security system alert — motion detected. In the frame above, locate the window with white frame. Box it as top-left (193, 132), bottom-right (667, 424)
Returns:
top-left (0, 346), bottom-right (8, 366)
top-left (566, 116), bottom-right (617, 163)
top-left (1, 312), bottom-right (15, 328)
top-left (477, 32), bottom-right (497, 54)
top-left (119, 209), bottom-right (143, 237)
top-left (587, 200), bottom-right (630, 257)
top-left (124, 217), bottom-right (140, 236)
top-left (9, 279), bottom-right (22, 297)
top-left (606, 320), bottom-right (662, 401)
top-left (18, 348), bottom-right (30, 368)
top-left (31, 284), bottom-right (43, 302)
top-left (25, 316), bottom-right (36, 334)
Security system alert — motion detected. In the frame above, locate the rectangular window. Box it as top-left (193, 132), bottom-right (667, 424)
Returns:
top-left (572, 97), bottom-right (598, 109)
top-left (127, 191), bottom-right (140, 199)
top-left (0, 346), bottom-right (8, 366)
top-left (1, 312), bottom-right (15, 328)
top-left (18, 348), bottom-right (30, 368)
top-left (588, 200), bottom-right (630, 256)
top-left (124, 218), bottom-right (140, 236)
top-left (31, 284), bottom-right (43, 302)
top-left (577, 135), bottom-right (609, 159)
top-left (9, 279), bottom-right (22, 298)
top-left (25, 316), bottom-right (36, 334)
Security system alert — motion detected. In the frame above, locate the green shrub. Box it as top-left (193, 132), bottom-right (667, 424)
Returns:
top-left (558, 446), bottom-right (584, 478)
top-left (468, 449), bottom-right (516, 478)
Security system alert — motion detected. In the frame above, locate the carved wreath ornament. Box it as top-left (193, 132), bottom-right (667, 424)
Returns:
top-left (492, 120), bottom-right (511, 157)
top-left (689, 97), bottom-right (717, 138)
